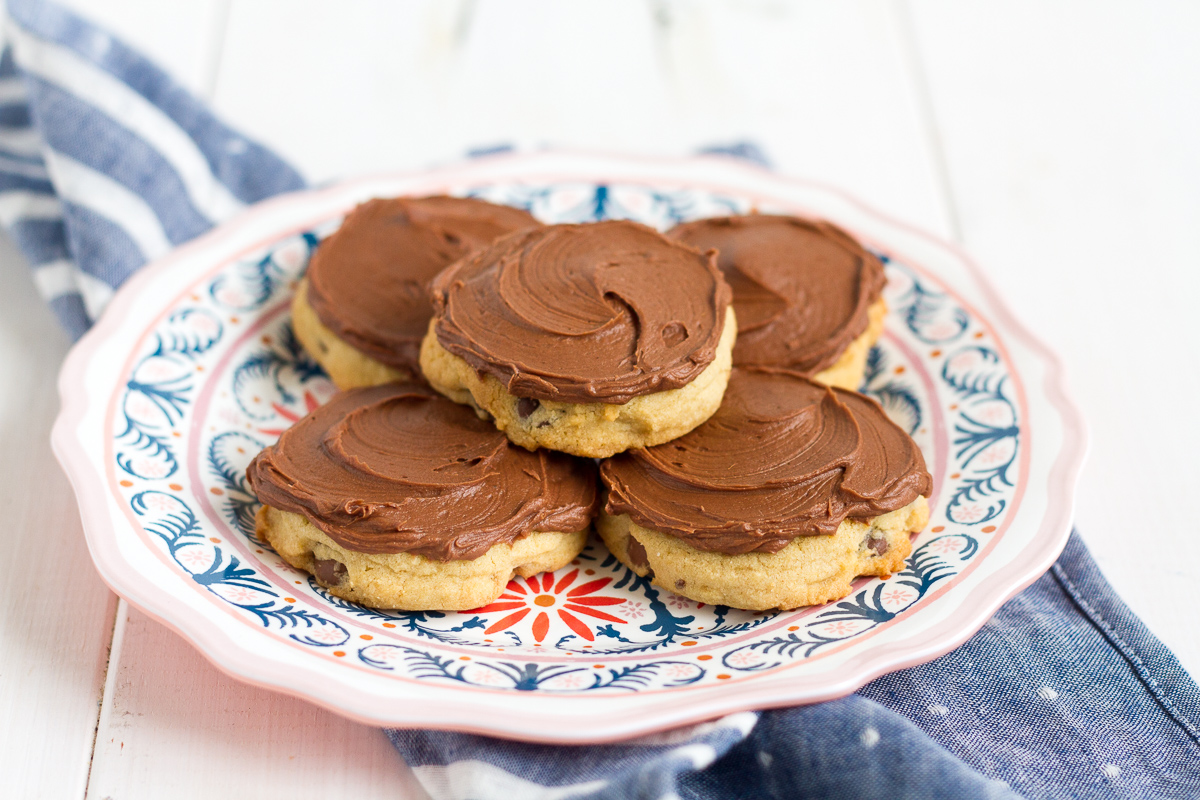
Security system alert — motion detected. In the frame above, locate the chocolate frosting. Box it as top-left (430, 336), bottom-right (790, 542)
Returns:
top-left (246, 383), bottom-right (598, 560)
top-left (601, 368), bottom-right (931, 554)
top-left (668, 215), bottom-right (885, 373)
top-left (306, 196), bottom-right (540, 372)
top-left (429, 220), bottom-right (733, 404)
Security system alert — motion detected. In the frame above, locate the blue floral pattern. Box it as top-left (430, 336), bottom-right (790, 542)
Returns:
top-left (106, 181), bottom-right (1022, 693)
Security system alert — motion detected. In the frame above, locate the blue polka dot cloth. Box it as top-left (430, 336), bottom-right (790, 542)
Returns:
top-left (2, 1), bottom-right (1196, 797)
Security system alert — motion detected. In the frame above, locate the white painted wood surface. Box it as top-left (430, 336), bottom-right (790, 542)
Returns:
top-left (906, 0), bottom-right (1200, 674)
top-left (0, 232), bottom-right (118, 800)
top-left (3, 0), bottom-right (1197, 796)
top-left (86, 604), bottom-right (426, 800)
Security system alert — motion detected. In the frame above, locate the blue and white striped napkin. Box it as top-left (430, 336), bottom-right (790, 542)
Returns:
top-left (4, 2), bottom-right (1198, 798)
top-left (0, 0), bottom-right (302, 338)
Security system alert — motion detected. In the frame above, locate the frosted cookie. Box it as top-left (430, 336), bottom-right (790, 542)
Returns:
top-left (668, 214), bottom-right (887, 390)
top-left (296, 196), bottom-right (540, 389)
top-left (420, 220), bottom-right (736, 458)
top-left (598, 368), bottom-right (931, 611)
top-left (246, 382), bottom-right (597, 610)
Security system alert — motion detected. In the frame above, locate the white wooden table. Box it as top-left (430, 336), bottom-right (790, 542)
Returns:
top-left (3, 2), bottom-right (1198, 797)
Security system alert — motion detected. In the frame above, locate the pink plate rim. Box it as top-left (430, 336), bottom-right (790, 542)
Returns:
top-left (51, 150), bottom-right (1088, 743)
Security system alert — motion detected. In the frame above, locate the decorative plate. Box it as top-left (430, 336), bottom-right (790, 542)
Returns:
top-left (53, 152), bottom-right (1085, 743)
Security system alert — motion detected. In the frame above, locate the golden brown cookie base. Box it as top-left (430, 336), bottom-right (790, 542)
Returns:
top-left (257, 505), bottom-right (588, 611)
top-left (597, 496), bottom-right (929, 611)
top-left (292, 279), bottom-right (412, 390)
top-left (418, 306), bottom-right (737, 458)
top-left (811, 298), bottom-right (888, 391)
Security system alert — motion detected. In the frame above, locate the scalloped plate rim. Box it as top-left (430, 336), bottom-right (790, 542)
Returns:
top-left (51, 150), bottom-right (1088, 743)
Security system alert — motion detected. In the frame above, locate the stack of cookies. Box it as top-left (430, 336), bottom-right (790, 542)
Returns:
top-left (247, 195), bottom-right (932, 612)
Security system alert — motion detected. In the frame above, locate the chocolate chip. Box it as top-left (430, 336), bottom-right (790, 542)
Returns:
top-left (314, 557), bottom-right (348, 587)
top-left (627, 537), bottom-right (649, 569)
top-left (517, 397), bottom-right (540, 418)
top-left (537, 421), bottom-right (552, 428)
top-left (661, 321), bottom-right (688, 347)
top-left (675, 579), bottom-right (686, 590)
top-left (865, 535), bottom-right (888, 556)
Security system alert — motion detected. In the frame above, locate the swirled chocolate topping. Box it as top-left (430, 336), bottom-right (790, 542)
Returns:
top-left (601, 368), bottom-right (930, 554)
top-left (429, 220), bottom-right (733, 404)
top-left (306, 196), bottom-right (540, 372)
top-left (246, 383), bottom-right (598, 560)
top-left (668, 215), bottom-right (885, 373)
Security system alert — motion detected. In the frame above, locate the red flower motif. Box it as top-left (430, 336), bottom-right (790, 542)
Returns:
top-left (468, 569), bottom-right (626, 643)
top-left (259, 390), bottom-right (320, 436)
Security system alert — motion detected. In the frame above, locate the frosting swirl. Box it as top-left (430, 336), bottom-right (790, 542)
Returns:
top-left (306, 196), bottom-right (540, 373)
top-left (246, 383), bottom-right (598, 560)
top-left (429, 220), bottom-right (733, 404)
top-left (600, 368), bottom-right (931, 554)
top-left (668, 214), bottom-right (885, 373)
